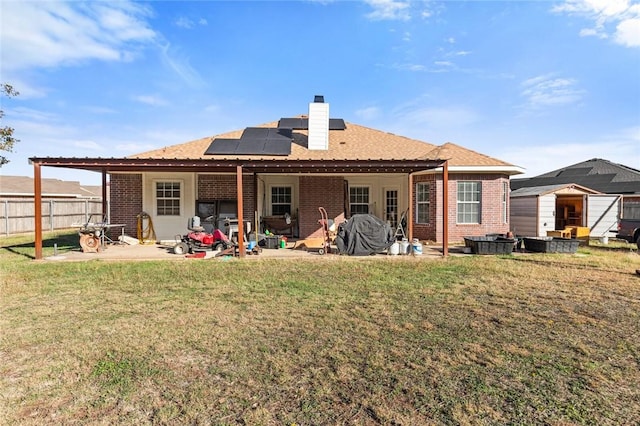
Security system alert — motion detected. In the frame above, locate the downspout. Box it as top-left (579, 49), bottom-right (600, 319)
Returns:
top-left (34, 162), bottom-right (43, 260)
top-left (236, 165), bottom-right (245, 258)
top-left (408, 172), bottom-right (414, 243)
top-left (442, 160), bottom-right (449, 257)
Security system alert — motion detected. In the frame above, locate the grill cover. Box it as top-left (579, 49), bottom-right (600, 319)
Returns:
top-left (335, 214), bottom-right (395, 256)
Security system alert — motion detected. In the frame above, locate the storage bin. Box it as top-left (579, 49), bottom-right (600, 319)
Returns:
top-left (264, 236), bottom-right (281, 249)
top-left (523, 237), bottom-right (579, 253)
top-left (463, 236), bottom-right (515, 255)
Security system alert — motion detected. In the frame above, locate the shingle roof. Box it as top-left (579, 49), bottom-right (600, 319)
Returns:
top-left (0, 175), bottom-right (101, 198)
top-left (511, 158), bottom-right (640, 195)
top-left (129, 119), bottom-right (516, 168)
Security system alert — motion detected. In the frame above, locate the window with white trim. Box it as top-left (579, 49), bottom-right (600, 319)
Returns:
top-left (271, 186), bottom-right (292, 215)
top-left (349, 186), bottom-right (370, 215)
top-left (416, 183), bottom-right (430, 224)
top-left (457, 181), bottom-right (481, 224)
top-left (156, 181), bottom-right (181, 216)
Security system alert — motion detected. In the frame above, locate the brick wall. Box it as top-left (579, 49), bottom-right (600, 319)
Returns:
top-left (197, 174), bottom-right (256, 224)
top-left (109, 174), bottom-right (142, 238)
top-left (413, 173), bottom-right (511, 243)
top-left (298, 176), bottom-right (345, 238)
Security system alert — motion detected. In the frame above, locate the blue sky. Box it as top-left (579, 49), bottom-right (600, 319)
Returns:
top-left (1, 0), bottom-right (639, 185)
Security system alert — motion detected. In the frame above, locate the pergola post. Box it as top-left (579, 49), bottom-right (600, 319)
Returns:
top-left (442, 160), bottom-right (449, 257)
top-left (408, 172), bottom-right (413, 242)
top-left (236, 165), bottom-right (245, 258)
top-left (101, 170), bottom-right (108, 221)
top-left (34, 162), bottom-right (43, 260)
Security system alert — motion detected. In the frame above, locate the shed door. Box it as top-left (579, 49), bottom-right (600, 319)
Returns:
top-left (586, 195), bottom-right (621, 237)
top-left (538, 194), bottom-right (556, 236)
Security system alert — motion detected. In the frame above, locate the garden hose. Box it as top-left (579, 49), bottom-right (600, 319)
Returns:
top-left (136, 211), bottom-right (157, 245)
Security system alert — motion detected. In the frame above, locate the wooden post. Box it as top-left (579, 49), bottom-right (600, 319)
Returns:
top-left (34, 162), bottom-right (43, 260)
top-left (236, 165), bottom-right (245, 257)
top-left (408, 173), bottom-right (413, 242)
top-left (442, 160), bottom-right (449, 257)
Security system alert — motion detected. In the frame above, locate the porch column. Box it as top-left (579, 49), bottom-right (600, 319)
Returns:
top-left (408, 173), bottom-right (413, 242)
top-left (236, 165), bottom-right (245, 258)
top-left (442, 160), bottom-right (449, 257)
top-left (34, 162), bottom-right (43, 260)
top-left (101, 170), bottom-right (108, 221)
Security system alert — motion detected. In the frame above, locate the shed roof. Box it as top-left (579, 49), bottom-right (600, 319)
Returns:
top-left (511, 183), bottom-right (601, 198)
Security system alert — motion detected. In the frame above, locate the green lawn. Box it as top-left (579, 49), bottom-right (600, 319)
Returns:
top-left (1, 231), bottom-right (640, 425)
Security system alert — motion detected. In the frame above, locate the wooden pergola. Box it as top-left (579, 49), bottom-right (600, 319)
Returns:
top-left (29, 157), bottom-right (449, 260)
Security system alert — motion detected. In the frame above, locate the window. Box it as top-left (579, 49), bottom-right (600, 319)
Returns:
top-left (271, 186), bottom-right (292, 215)
top-left (385, 189), bottom-right (399, 227)
top-left (457, 181), bottom-right (481, 224)
top-left (502, 181), bottom-right (508, 224)
top-left (156, 181), bottom-right (181, 216)
top-left (349, 186), bottom-right (369, 215)
top-left (416, 183), bottom-right (430, 224)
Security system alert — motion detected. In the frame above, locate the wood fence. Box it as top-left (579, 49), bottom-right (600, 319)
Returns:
top-left (0, 199), bottom-right (104, 235)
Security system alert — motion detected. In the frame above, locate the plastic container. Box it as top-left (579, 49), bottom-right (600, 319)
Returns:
top-left (400, 238), bottom-right (410, 255)
top-left (388, 242), bottom-right (400, 255)
top-left (412, 238), bottom-right (423, 255)
top-left (523, 237), bottom-right (579, 253)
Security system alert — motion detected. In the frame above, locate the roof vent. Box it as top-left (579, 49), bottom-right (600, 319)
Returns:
top-left (308, 96), bottom-right (329, 150)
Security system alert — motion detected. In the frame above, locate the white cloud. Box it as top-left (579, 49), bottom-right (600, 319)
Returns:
top-left (115, 143), bottom-right (158, 153)
top-left (615, 17), bottom-right (640, 46)
top-left (175, 17), bottom-right (195, 29)
top-left (355, 106), bottom-right (381, 121)
top-left (552, 0), bottom-right (640, 47)
top-left (392, 63), bottom-right (427, 71)
top-left (0, 1), bottom-right (157, 72)
top-left (503, 138), bottom-right (640, 178)
top-left (159, 43), bottom-right (206, 88)
top-left (364, 0), bottom-right (411, 21)
top-left (520, 74), bottom-right (585, 109)
top-left (393, 104), bottom-right (480, 129)
top-left (132, 95), bottom-right (169, 107)
top-left (73, 140), bottom-right (105, 151)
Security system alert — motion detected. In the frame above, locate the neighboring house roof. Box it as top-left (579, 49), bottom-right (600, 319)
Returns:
top-left (0, 175), bottom-right (102, 198)
top-left (511, 183), bottom-right (601, 198)
top-left (130, 119), bottom-right (521, 172)
top-left (511, 158), bottom-right (640, 195)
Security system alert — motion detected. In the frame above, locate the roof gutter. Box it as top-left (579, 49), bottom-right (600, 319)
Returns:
top-left (414, 165), bottom-right (525, 176)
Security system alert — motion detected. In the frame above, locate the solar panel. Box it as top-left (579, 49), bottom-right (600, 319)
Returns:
top-left (204, 139), bottom-right (240, 155)
top-left (262, 139), bottom-right (292, 155)
top-left (329, 119), bottom-right (346, 130)
top-left (235, 139), bottom-right (266, 154)
top-left (205, 127), bottom-right (294, 156)
top-left (277, 118), bottom-right (346, 130)
top-left (242, 127), bottom-right (270, 138)
top-left (278, 118), bottom-right (306, 129)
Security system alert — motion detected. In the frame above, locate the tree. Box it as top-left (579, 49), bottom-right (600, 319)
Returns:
top-left (1, 83), bottom-right (20, 166)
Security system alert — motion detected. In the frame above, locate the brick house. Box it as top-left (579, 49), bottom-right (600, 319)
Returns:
top-left (30, 96), bottom-right (523, 259)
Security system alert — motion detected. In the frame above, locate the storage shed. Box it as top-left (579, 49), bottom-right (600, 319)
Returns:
top-left (510, 183), bottom-right (621, 238)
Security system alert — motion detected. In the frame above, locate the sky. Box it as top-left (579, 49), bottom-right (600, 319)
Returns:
top-left (1, 0), bottom-right (639, 186)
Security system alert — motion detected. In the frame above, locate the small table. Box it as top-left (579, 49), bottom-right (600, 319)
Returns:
top-left (547, 229), bottom-right (572, 238)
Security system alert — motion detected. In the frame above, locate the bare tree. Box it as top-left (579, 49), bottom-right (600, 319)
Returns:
top-left (1, 83), bottom-right (20, 166)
